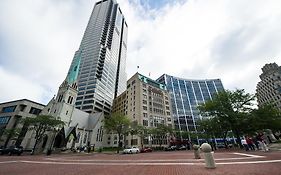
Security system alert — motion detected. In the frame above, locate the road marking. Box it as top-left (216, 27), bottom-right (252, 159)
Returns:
top-left (45, 152), bottom-right (264, 162)
top-left (20, 160), bottom-right (203, 165)
top-left (232, 152), bottom-right (265, 158)
top-left (217, 159), bottom-right (281, 165)
top-left (45, 158), bottom-right (203, 162)
top-left (0, 161), bottom-right (19, 164)
top-left (19, 159), bottom-right (281, 166)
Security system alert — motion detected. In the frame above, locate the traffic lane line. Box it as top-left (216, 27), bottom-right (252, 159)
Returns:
top-left (0, 160), bottom-right (19, 164)
top-left (17, 159), bottom-right (281, 165)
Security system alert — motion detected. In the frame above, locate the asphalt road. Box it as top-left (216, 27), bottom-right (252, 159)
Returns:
top-left (0, 150), bottom-right (281, 175)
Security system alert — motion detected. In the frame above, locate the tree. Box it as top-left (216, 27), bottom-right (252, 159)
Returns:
top-left (23, 115), bottom-right (64, 155)
top-left (197, 117), bottom-right (231, 148)
top-left (151, 124), bottom-right (173, 148)
top-left (135, 125), bottom-right (149, 149)
top-left (129, 121), bottom-right (139, 146)
top-left (198, 89), bottom-right (255, 147)
top-left (103, 113), bottom-right (130, 153)
top-left (2, 128), bottom-right (21, 147)
top-left (249, 104), bottom-right (281, 133)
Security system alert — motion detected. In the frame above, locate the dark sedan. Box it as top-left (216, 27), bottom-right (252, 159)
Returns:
top-left (140, 147), bottom-right (152, 153)
top-left (0, 146), bottom-right (23, 156)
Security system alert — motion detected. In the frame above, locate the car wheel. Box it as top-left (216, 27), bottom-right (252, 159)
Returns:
top-left (136, 150), bottom-right (139, 154)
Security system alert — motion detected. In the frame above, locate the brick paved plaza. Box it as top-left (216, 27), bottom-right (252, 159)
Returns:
top-left (1, 150), bottom-right (281, 175)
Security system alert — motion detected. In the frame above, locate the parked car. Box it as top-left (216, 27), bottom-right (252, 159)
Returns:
top-left (0, 146), bottom-right (23, 156)
top-left (164, 145), bottom-right (177, 151)
top-left (123, 147), bottom-right (140, 154)
top-left (176, 145), bottom-right (187, 150)
top-left (0, 146), bottom-right (4, 154)
top-left (140, 147), bottom-right (152, 153)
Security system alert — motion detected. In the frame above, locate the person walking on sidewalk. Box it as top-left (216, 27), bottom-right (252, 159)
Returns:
top-left (246, 136), bottom-right (255, 151)
top-left (257, 133), bottom-right (269, 152)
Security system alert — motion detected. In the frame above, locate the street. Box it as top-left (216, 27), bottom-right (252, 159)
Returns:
top-left (0, 150), bottom-right (281, 175)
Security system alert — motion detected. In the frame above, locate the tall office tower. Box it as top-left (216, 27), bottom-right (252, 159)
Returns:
top-left (68, 0), bottom-right (128, 115)
top-left (157, 74), bottom-right (224, 134)
top-left (256, 63), bottom-right (281, 109)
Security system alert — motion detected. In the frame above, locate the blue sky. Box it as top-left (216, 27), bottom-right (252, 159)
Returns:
top-left (0, 0), bottom-right (281, 104)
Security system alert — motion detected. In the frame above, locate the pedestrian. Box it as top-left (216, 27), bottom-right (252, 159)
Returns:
top-left (246, 136), bottom-right (255, 151)
top-left (257, 133), bottom-right (269, 152)
top-left (241, 138), bottom-right (249, 151)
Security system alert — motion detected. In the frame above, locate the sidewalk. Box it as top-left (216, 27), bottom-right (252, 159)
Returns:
top-left (268, 142), bottom-right (281, 151)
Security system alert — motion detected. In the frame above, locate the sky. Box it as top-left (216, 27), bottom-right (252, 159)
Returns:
top-left (0, 0), bottom-right (281, 105)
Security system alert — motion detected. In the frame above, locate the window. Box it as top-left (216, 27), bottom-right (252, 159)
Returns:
top-left (75, 101), bottom-right (82, 105)
top-left (143, 120), bottom-right (148, 126)
top-left (85, 95), bottom-right (94, 99)
top-left (2, 106), bottom-right (16, 113)
top-left (0, 116), bottom-right (11, 124)
top-left (76, 97), bottom-right (83, 100)
top-left (143, 106), bottom-right (147, 110)
top-left (143, 113), bottom-right (148, 118)
top-left (58, 95), bottom-right (63, 102)
top-left (29, 107), bottom-right (42, 115)
top-left (19, 105), bottom-right (27, 111)
top-left (132, 80), bottom-right (136, 85)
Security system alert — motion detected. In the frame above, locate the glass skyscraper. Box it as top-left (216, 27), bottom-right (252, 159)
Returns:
top-left (67, 0), bottom-right (128, 115)
top-left (157, 74), bottom-right (224, 133)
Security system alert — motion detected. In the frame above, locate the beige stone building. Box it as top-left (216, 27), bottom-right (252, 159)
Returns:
top-left (0, 99), bottom-right (45, 147)
top-left (112, 73), bottom-right (173, 147)
top-left (256, 63), bottom-right (281, 109)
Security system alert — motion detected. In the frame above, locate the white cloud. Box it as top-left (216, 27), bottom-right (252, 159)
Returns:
top-left (0, 0), bottom-right (281, 104)
top-left (0, 66), bottom-right (46, 102)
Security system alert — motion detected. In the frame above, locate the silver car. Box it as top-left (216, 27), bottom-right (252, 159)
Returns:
top-left (123, 147), bottom-right (140, 154)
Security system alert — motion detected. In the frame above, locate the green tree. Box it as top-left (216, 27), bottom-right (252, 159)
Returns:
top-left (129, 121), bottom-right (139, 146)
top-left (198, 89), bottom-right (255, 147)
top-left (249, 104), bottom-right (281, 133)
top-left (103, 113), bottom-right (130, 153)
top-left (23, 115), bottom-right (64, 155)
top-left (2, 128), bottom-right (21, 147)
top-left (135, 125), bottom-right (150, 149)
top-left (151, 124), bottom-right (173, 148)
top-left (197, 117), bottom-right (231, 148)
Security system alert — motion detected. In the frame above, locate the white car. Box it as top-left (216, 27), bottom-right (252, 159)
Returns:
top-left (123, 147), bottom-right (140, 154)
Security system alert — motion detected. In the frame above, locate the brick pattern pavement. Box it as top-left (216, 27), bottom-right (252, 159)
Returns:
top-left (0, 150), bottom-right (281, 175)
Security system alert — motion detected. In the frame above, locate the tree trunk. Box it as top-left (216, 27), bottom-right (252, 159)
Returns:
top-left (31, 138), bottom-right (39, 155)
top-left (117, 133), bottom-right (121, 154)
top-left (223, 132), bottom-right (228, 149)
top-left (234, 129), bottom-right (243, 148)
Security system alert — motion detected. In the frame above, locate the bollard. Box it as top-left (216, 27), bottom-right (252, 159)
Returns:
top-left (193, 145), bottom-right (201, 159)
top-left (201, 143), bottom-right (216, 169)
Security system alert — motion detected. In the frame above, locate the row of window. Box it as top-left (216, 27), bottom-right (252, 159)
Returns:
top-left (0, 116), bottom-right (11, 125)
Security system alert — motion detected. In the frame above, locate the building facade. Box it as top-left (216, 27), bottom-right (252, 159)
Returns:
top-left (112, 73), bottom-right (173, 147)
top-left (0, 99), bottom-right (45, 147)
top-left (157, 74), bottom-right (224, 136)
top-left (69, 0), bottom-right (128, 115)
top-left (256, 63), bottom-right (281, 109)
top-left (21, 69), bottom-right (106, 152)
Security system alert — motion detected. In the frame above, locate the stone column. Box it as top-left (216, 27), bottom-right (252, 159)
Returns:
top-left (193, 144), bottom-right (201, 159)
top-left (201, 143), bottom-right (216, 169)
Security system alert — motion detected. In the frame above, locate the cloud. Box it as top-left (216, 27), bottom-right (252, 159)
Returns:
top-left (120, 0), bottom-right (281, 94)
top-left (0, 0), bottom-right (95, 103)
top-left (0, 0), bottom-right (281, 104)
top-left (0, 66), bottom-right (46, 102)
